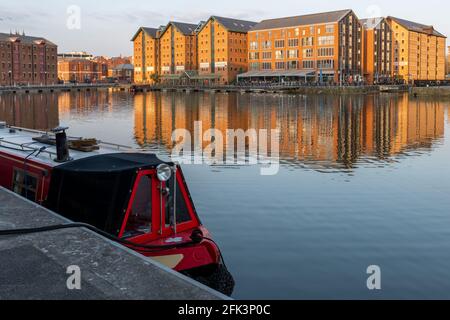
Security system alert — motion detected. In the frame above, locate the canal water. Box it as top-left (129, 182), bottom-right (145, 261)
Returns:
top-left (1, 90), bottom-right (450, 299)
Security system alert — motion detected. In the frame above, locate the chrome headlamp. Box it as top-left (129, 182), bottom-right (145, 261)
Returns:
top-left (157, 164), bottom-right (172, 182)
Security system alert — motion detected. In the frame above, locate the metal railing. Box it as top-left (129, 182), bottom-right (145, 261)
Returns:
top-left (0, 83), bottom-right (119, 90)
top-left (133, 83), bottom-right (387, 91)
top-left (3, 125), bottom-right (133, 151)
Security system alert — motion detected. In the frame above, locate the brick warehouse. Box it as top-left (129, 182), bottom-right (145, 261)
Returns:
top-left (132, 9), bottom-right (447, 85)
top-left (387, 17), bottom-right (446, 83)
top-left (196, 16), bottom-right (256, 85)
top-left (0, 32), bottom-right (58, 86)
top-left (132, 27), bottom-right (161, 84)
top-left (159, 21), bottom-right (199, 82)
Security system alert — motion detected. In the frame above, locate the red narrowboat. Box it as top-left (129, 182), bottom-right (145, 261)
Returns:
top-left (0, 122), bottom-right (234, 295)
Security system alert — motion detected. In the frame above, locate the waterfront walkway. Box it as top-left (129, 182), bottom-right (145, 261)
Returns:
top-left (0, 187), bottom-right (227, 300)
top-left (0, 83), bottom-right (122, 94)
top-left (131, 83), bottom-right (410, 94)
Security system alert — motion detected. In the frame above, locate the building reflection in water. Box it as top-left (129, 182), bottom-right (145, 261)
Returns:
top-left (0, 90), bottom-right (446, 171)
top-left (0, 93), bottom-right (59, 130)
top-left (134, 92), bottom-right (447, 170)
top-left (58, 90), bottom-right (119, 117)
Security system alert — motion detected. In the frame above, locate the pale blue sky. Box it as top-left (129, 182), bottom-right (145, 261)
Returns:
top-left (0, 0), bottom-right (448, 56)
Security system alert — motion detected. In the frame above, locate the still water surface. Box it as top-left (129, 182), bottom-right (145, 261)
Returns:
top-left (1, 91), bottom-right (450, 299)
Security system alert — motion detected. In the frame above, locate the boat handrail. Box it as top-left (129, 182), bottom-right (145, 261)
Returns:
top-left (0, 137), bottom-right (57, 158)
top-left (4, 125), bottom-right (133, 150)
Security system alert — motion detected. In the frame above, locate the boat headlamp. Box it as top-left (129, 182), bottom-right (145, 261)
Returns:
top-left (157, 164), bottom-right (172, 182)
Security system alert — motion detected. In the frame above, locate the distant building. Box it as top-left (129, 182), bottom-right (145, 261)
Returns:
top-left (94, 56), bottom-right (132, 78)
top-left (243, 9), bottom-right (363, 84)
top-left (132, 27), bottom-right (161, 84)
top-left (58, 51), bottom-right (93, 60)
top-left (110, 63), bottom-right (134, 82)
top-left (58, 59), bottom-right (104, 83)
top-left (361, 17), bottom-right (392, 84)
top-left (386, 17), bottom-right (446, 82)
top-left (159, 22), bottom-right (199, 83)
top-left (197, 16), bottom-right (257, 85)
top-left (58, 51), bottom-right (116, 83)
top-left (0, 32), bottom-right (58, 86)
top-left (130, 11), bottom-right (448, 86)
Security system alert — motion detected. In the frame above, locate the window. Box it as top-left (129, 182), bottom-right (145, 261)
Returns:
top-left (250, 41), bottom-right (258, 50)
top-left (261, 41), bottom-right (271, 49)
top-left (287, 61), bottom-right (298, 69)
top-left (317, 47), bottom-right (334, 57)
top-left (302, 60), bottom-right (314, 69)
top-left (303, 48), bottom-right (313, 58)
top-left (288, 50), bottom-right (298, 59)
top-left (249, 52), bottom-right (259, 60)
top-left (12, 169), bottom-right (37, 201)
top-left (165, 176), bottom-right (192, 227)
top-left (250, 62), bottom-right (260, 70)
top-left (326, 25), bottom-right (335, 34)
top-left (275, 62), bottom-right (285, 70)
top-left (301, 37), bottom-right (314, 46)
top-left (262, 52), bottom-right (272, 60)
top-left (318, 36), bottom-right (334, 46)
top-left (317, 59), bottom-right (334, 69)
top-left (275, 50), bottom-right (284, 59)
top-left (123, 175), bottom-right (152, 238)
top-left (288, 38), bottom-right (299, 47)
top-left (262, 62), bottom-right (272, 70)
top-left (275, 40), bottom-right (285, 48)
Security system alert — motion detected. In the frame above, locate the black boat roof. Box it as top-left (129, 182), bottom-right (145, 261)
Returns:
top-left (47, 153), bottom-right (173, 235)
top-left (55, 153), bottom-right (173, 173)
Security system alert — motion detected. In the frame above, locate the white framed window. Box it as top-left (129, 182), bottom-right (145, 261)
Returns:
top-left (318, 36), bottom-right (334, 46)
top-left (275, 50), bottom-right (284, 59)
top-left (288, 50), bottom-right (298, 59)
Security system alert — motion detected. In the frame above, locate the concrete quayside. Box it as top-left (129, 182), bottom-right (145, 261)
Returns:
top-left (0, 187), bottom-right (228, 300)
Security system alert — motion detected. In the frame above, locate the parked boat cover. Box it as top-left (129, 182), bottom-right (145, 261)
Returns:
top-left (45, 153), bottom-right (171, 235)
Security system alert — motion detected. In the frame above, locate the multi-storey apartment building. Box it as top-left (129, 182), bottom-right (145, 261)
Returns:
top-left (0, 32), bottom-right (58, 86)
top-left (241, 9), bottom-right (363, 84)
top-left (361, 17), bottom-right (392, 84)
top-left (387, 17), bottom-right (446, 83)
top-left (159, 22), bottom-right (199, 82)
top-left (132, 27), bottom-right (161, 84)
top-left (197, 16), bottom-right (256, 85)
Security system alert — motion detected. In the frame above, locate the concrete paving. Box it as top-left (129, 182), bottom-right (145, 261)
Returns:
top-left (0, 187), bottom-right (227, 300)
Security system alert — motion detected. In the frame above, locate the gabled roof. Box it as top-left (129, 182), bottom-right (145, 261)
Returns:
top-left (130, 27), bottom-right (159, 41)
top-left (0, 32), bottom-right (57, 46)
top-left (198, 16), bottom-right (257, 34)
top-left (360, 17), bottom-right (385, 30)
top-left (387, 16), bottom-right (446, 38)
top-left (250, 9), bottom-right (353, 31)
top-left (113, 64), bottom-right (134, 70)
top-left (160, 21), bottom-right (198, 38)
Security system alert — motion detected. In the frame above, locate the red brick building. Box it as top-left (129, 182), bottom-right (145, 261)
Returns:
top-left (0, 32), bottom-right (58, 86)
top-left (94, 55), bottom-right (132, 78)
top-left (58, 59), bottom-right (104, 83)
